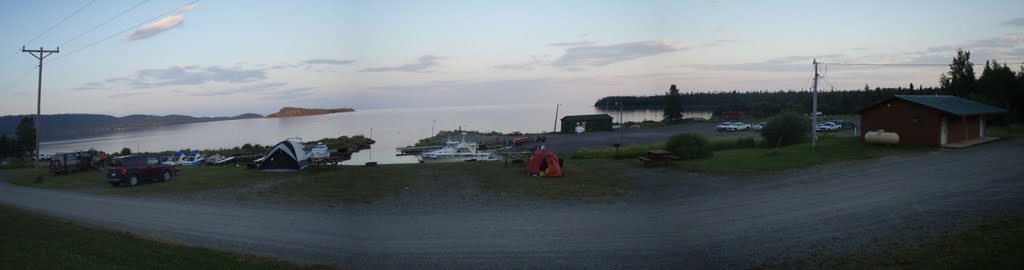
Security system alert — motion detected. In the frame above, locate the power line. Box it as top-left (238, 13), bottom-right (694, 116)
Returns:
top-left (46, 0), bottom-right (201, 65)
top-left (0, 49), bottom-right (20, 78)
top-left (0, 65), bottom-right (38, 96)
top-left (59, 0), bottom-right (154, 48)
top-left (23, 0), bottom-right (98, 46)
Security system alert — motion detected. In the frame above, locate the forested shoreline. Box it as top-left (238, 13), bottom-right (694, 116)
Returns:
top-left (596, 50), bottom-right (1023, 122)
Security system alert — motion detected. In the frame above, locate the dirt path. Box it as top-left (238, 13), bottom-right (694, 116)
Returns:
top-left (0, 140), bottom-right (1021, 269)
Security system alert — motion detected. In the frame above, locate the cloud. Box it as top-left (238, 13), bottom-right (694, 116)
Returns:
top-left (78, 65), bottom-right (267, 90)
top-left (190, 82), bottom-right (288, 96)
top-left (132, 65), bottom-right (265, 87)
top-left (125, 15), bottom-right (185, 41)
top-left (360, 55), bottom-right (441, 73)
top-left (124, 5), bottom-right (198, 41)
top-left (704, 38), bottom-right (745, 47)
top-left (302, 59), bottom-right (356, 65)
top-left (551, 40), bottom-right (687, 69)
top-left (1004, 17), bottom-right (1024, 26)
top-left (548, 40), bottom-right (596, 47)
top-left (493, 55), bottom-right (550, 71)
top-left (175, 4), bottom-right (198, 13)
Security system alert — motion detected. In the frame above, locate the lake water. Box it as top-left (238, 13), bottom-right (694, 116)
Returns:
top-left (40, 104), bottom-right (711, 164)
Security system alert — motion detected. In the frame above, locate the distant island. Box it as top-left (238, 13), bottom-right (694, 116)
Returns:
top-left (266, 107), bottom-right (355, 118)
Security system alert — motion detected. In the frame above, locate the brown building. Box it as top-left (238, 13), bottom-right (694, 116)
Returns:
top-left (857, 95), bottom-right (1005, 146)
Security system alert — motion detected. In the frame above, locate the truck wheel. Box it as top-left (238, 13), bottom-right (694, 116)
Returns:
top-left (162, 171), bottom-right (172, 182)
top-left (128, 175), bottom-right (139, 186)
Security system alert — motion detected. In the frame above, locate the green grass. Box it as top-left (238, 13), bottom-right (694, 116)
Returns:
top-left (467, 159), bottom-right (634, 200)
top-left (0, 166), bottom-right (285, 196)
top-left (0, 161), bottom-right (635, 203)
top-left (756, 215), bottom-right (1024, 269)
top-left (680, 136), bottom-right (932, 174)
top-left (0, 205), bottom-right (330, 270)
top-left (986, 124), bottom-right (1024, 139)
top-left (570, 143), bottom-right (664, 159)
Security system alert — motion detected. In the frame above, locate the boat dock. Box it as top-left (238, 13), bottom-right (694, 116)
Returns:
top-left (396, 145), bottom-right (443, 155)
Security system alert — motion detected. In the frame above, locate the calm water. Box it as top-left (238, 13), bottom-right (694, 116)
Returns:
top-left (41, 104), bottom-right (711, 164)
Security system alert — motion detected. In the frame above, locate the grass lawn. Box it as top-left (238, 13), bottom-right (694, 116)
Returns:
top-left (986, 124), bottom-right (1024, 139)
top-left (679, 136), bottom-right (932, 174)
top-left (756, 215), bottom-right (1024, 269)
top-left (0, 161), bottom-right (636, 203)
top-left (466, 159), bottom-right (634, 200)
top-left (0, 205), bottom-right (330, 270)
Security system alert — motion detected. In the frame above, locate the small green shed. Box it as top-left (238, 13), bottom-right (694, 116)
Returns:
top-left (560, 114), bottom-right (614, 133)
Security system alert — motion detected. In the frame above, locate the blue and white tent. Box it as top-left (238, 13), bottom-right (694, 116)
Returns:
top-left (258, 140), bottom-right (309, 172)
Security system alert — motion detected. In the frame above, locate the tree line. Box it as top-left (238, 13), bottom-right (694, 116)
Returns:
top-left (596, 49), bottom-right (1024, 123)
top-left (0, 117), bottom-right (37, 161)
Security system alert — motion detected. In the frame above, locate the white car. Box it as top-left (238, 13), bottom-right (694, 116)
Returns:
top-left (752, 122), bottom-right (766, 131)
top-left (716, 122), bottom-right (733, 131)
top-left (815, 122), bottom-right (841, 132)
top-left (726, 122), bottom-right (750, 131)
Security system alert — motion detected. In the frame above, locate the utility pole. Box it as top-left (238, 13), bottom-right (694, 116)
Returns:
top-left (22, 46), bottom-right (59, 182)
top-left (811, 59), bottom-right (819, 149)
top-left (552, 104), bottom-right (561, 133)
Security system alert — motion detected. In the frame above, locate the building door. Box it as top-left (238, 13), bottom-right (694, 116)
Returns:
top-left (941, 117), bottom-right (948, 145)
top-left (979, 116), bottom-right (985, 137)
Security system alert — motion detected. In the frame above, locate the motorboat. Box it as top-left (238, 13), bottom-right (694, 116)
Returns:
top-left (308, 144), bottom-right (330, 160)
top-left (417, 133), bottom-right (494, 163)
top-left (176, 150), bottom-right (204, 166)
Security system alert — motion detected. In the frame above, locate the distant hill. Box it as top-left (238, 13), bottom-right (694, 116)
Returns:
top-left (267, 107), bottom-right (355, 118)
top-left (0, 113), bottom-right (264, 142)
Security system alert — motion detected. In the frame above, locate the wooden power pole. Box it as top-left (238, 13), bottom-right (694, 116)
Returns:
top-left (22, 46), bottom-right (59, 182)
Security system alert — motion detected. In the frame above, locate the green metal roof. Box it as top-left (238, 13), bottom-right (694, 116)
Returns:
top-left (859, 95), bottom-right (1006, 116)
top-left (560, 114), bottom-right (613, 122)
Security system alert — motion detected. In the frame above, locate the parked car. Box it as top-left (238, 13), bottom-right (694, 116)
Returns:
top-left (106, 155), bottom-right (175, 187)
top-left (49, 151), bottom-right (94, 175)
top-left (815, 122), bottom-right (841, 132)
top-left (725, 122), bottom-right (750, 131)
top-left (836, 120), bottom-right (857, 129)
top-left (752, 122), bottom-right (767, 131)
top-left (716, 122), bottom-right (734, 131)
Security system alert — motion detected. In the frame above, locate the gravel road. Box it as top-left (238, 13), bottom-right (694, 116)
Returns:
top-left (1, 139), bottom-right (1021, 269)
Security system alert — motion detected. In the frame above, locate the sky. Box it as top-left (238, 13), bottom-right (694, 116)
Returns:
top-left (0, 0), bottom-right (1022, 117)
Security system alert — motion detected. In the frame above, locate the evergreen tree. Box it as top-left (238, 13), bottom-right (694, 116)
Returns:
top-left (15, 117), bottom-right (35, 157)
top-left (0, 134), bottom-right (9, 159)
top-left (663, 84), bottom-right (683, 122)
top-left (939, 48), bottom-right (976, 97)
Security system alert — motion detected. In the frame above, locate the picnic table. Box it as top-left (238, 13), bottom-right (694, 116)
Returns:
top-left (637, 149), bottom-right (680, 167)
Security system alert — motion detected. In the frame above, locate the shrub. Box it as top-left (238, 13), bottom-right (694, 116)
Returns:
top-left (761, 111), bottom-right (811, 147)
top-left (665, 133), bottom-right (713, 160)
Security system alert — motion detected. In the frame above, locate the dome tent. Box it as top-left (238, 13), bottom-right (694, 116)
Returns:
top-left (525, 149), bottom-right (562, 178)
top-left (258, 140), bottom-right (310, 172)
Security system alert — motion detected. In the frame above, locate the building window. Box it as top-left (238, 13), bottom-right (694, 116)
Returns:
top-left (911, 117), bottom-right (920, 125)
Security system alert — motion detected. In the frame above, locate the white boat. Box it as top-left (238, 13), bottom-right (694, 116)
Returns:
top-left (308, 144), bottom-right (330, 160)
top-left (417, 133), bottom-right (494, 163)
top-left (176, 151), bottom-right (204, 166)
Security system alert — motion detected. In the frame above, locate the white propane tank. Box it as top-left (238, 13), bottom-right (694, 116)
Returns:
top-left (864, 130), bottom-right (900, 144)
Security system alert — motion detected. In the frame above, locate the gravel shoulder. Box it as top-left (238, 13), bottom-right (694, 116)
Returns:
top-left (0, 139), bottom-right (1021, 269)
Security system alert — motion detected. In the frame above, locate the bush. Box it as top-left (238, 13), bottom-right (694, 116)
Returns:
top-left (665, 133), bottom-right (713, 160)
top-left (761, 111), bottom-right (811, 147)
top-left (710, 137), bottom-right (757, 151)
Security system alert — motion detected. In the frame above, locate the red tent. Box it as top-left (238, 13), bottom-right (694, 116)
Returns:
top-left (525, 149), bottom-right (562, 178)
